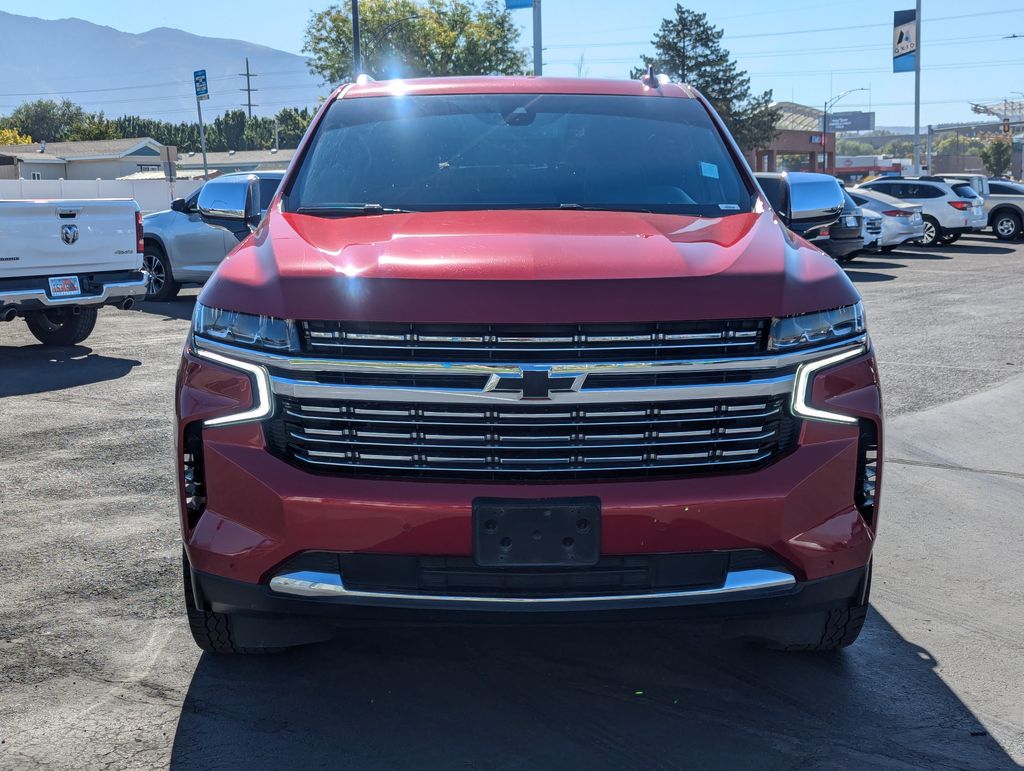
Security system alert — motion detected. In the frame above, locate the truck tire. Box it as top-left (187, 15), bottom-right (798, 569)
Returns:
top-left (920, 216), bottom-right (942, 247)
top-left (143, 245), bottom-right (180, 301)
top-left (25, 307), bottom-right (98, 346)
top-left (769, 605), bottom-right (868, 652)
top-left (181, 551), bottom-right (282, 655)
top-left (992, 210), bottom-right (1022, 241)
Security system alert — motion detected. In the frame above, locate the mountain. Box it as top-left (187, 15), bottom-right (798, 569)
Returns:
top-left (0, 12), bottom-right (328, 120)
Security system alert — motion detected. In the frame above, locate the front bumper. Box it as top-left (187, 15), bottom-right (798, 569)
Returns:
top-left (177, 343), bottom-right (882, 621)
top-left (0, 270), bottom-right (148, 311)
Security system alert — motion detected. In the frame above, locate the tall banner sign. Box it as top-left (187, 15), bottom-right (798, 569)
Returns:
top-left (893, 10), bottom-right (917, 73)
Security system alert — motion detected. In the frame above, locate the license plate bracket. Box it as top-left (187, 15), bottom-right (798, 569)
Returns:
top-left (48, 275), bottom-right (81, 297)
top-left (473, 497), bottom-right (601, 567)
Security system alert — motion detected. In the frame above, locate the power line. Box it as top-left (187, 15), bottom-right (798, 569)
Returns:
top-left (239, 57), bottom-right (258, 118)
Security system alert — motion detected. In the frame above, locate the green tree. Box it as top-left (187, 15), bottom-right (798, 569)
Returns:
top-left (304, 0), bottom-right (527, 83)
top-left (980, 137), bottom-right (1013, 176)
top-left (68, 111), bottom-right (119, 141)
top-left (274, 107), bottom-right (314, 147)
top-left (209, 109), bottom-right (248, 152)
top-left (879, 139), bottom-right (913, 157)
top-left (933, 133), bottom-right (983, 157)
top-left (836, 139), bottom-right (875, 156)
top-left (5, 98), bottom-right (86, 142)
top-left (631, 5), bottom-right (780, 152)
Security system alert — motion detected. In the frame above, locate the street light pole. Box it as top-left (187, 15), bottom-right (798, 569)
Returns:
top-left (352, 0), bottom-right (362, 77)
top-left (533, 0), bottom-right (543, 76)
top-left (912, 0), bottom-right (922, 174)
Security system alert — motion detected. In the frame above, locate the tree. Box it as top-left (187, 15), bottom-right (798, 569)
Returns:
top-left (68, 111), bottom-right (119, 141)
top-left (631, 6), bottom-right (780, 152)
top-left (933, 133), bottom-right (983, 157)
top-left (274, 107), bottom-right (314, 147)
top-left (0, 127), bottom-right (32, 145)
top-left (980, 137), bottom-right (1013, 177)
top-left (836, 139), bottom-right (875, 156)
top-left (304, 0), bottom-right (527, 83)
top-left (5, 99), bottom-right (86, 142)
top-left (879, 139), bottom-right (913, 157)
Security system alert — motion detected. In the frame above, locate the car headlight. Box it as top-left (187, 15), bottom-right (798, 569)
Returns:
top-left (191, 302), bottom-right (299, 352)
top-left (768, 302), bottom-right (865, 351)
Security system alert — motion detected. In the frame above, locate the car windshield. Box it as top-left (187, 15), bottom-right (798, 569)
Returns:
top-left (285, 93), bottom-right (752, 216)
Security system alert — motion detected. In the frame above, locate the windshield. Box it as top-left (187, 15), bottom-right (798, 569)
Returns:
top-left (285, 93), bottom-right (752, 216)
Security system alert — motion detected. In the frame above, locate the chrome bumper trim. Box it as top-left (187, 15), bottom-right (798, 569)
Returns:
top-left (268, 568), bottom-right (797, 604)
top-left (270, 373), bottom-right (796, 403)
top-left (0, 277), bottom-right (148, 308)
top-left (194, 335), bottom-right (868, 378)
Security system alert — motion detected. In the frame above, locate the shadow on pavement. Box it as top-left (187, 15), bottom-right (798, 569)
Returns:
top-left (136, 295), bottom-right (197, 322)
top-left (0, 345), bottom-right (140, 397)
top-left (844, 259), bottom-right (905, 270)
top-left (170, 609), bottom-right (1012, 769)
top-left (845, 270), bottom-right (897, 283)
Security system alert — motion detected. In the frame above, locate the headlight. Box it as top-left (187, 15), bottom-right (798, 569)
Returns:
top-left (192, 302), bottom-right (299, 352)
top-left (769, 302), bottom-right (865, 351)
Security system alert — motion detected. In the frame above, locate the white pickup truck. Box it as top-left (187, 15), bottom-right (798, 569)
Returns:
top-left (0, 199), bottom-right (148, 345)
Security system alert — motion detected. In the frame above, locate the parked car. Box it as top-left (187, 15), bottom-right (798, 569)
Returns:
top-left (142, 171), bottom-right (283, 300)
top-left (860, 209), bottom-right (883, 253)
top-left (981, 179), bottom-right (1024, 240)
top-left (855, 176), bottom-right (985, 246)
top-left (0, 198), bottom-right (147, 345)
top-left (754, 171), bottom-right (846, 254)
top-left (847, 188), bottom-right (926, 252)
top-left (177, 76), bottom-right (881, 655)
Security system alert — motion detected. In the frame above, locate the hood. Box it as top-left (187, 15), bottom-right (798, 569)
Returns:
top-left (199, 207), bottom-right (859, 323)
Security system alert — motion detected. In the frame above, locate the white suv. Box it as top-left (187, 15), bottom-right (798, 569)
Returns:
top-left (854, 176), bottom-right (985, 246)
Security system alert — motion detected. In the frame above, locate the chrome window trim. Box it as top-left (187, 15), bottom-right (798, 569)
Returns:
top-left (193, 334), bottom-right (868, 378)
top-left (268, 568), bottom-right (796, 604)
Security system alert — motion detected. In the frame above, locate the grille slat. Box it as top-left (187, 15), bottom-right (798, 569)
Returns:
top-left (268, 395), bottom-right (797, 481)
top-left (300, 320), bottom-right (769, 362)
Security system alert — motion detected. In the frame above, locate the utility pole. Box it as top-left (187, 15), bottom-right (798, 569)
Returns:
top-left (912, 0), bottom-right (922, 174)
top-left (352, 0), bottom-right (362, 77)
top-left (533, 0), bottom-right (542, 76)
top-left (239, 57), bottom-right (258, 118)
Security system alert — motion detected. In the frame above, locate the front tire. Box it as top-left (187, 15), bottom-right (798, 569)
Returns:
top-left (143, 246), bottom-right (180, 301)
top-left (182, 551), bottom-right (282, 655)
top-left (993, 211), bottom-right (1022, 241)
top-left (25, 307), bottom-right (97, 346)
top-left (920, 216), bottom-right (942, 246)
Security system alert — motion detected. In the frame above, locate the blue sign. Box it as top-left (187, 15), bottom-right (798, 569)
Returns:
top-left (194, 69), bottom-right (210, 101)
top-left (892, 10), bottom-right (917, 73)
top-left (505, 0), bottom-right (533, 8)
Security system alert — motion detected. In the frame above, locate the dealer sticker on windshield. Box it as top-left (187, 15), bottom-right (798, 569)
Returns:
top-left (48, 276), bottom-right (81, 297)
top-left (700, 161), bottom-right (720, 179)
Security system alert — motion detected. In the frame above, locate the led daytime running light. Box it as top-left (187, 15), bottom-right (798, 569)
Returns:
top-left (791, 344), bottom-right (866, 424)
top-left (193, 348), bottom-right (273, 427)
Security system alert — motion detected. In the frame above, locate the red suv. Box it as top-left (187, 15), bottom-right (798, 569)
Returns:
top-left (176, 76), bottom-right (881, 653)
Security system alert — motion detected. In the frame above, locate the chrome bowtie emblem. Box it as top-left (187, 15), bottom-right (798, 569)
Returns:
top-left (60, 224), bottom-right (79, 245)
top-left (485, 367), bottom-right (585, 399)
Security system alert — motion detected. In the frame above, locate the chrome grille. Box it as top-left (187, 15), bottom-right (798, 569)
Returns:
top-left (265, 394), bottom-right (798, 480)
top-left (300, 320), bottom-right (768, 362)
top-left (865, 218), bottom-right (882, 235)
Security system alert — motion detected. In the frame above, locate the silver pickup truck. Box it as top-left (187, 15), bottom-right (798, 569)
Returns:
top-left (0, 199), bottom-right (148, 346)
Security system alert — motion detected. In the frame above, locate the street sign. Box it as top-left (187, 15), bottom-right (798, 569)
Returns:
top-left (822, 111), bottom-right (876, 132)
top-left (194, 69), bottom-right (210, 101)
top-left (505, 0), bottom-right (533, 8)
top-left (893, 9), bottom-right (917, 73)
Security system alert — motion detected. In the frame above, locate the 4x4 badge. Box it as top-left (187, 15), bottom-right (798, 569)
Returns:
top-left (61, 224), bottom-right (79, 245)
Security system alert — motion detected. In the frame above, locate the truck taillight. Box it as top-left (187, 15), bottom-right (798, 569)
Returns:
top-left (136, 210), bottom-right (144, 252)
top-left (948, 200), bottom-right (971, 211)
top-left (882, 209), bottom-right (912, 218)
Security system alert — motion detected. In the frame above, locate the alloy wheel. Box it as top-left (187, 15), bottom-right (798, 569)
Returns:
top-left (143, 253), bottom-right (166, 296)
top-left (996, 216), bottom-right (1019, 238)
top-left (921, 221), bottom-right (937, 245)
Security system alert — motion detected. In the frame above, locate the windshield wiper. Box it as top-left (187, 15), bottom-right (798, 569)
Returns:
top-left (294, 204), bottom-right (414, 217)
top-left (552, 204), bottom-right (654, 213)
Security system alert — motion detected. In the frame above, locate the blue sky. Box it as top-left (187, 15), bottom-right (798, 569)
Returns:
top-left (1, 0), bottom-right (1022, 127)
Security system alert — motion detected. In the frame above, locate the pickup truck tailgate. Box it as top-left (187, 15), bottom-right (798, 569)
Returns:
top-left (0, 199), bottom-right (141, 279)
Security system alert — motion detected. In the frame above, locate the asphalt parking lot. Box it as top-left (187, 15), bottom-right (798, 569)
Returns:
top-left (1, 235), bottom-right (1022, 769)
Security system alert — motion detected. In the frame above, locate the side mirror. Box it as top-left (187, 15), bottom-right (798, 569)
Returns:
top-left (197, 175), bottom-right (261, 230)
top-left (785, 173), bottom-right (845, 235)
top-left (170, 198), bottom-right (188, 213)
top-left (756, 176), bottom-right (791, 225)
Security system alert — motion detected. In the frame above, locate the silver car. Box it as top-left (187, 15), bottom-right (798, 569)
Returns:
top-left (848, 188), bottom-right (925, 252)
top-left (982, 179), bottom-right (1024, 241)
top-left (854, 176), bottom-right (985, 246)
top-left (142, 172), bottom-right (283, 300)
